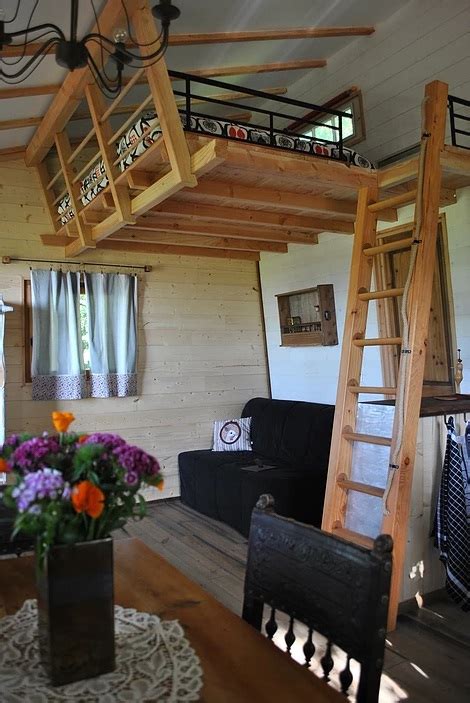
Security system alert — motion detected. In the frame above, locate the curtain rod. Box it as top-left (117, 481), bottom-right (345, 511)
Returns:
top-left (1, 256), bottom-right (152, 273)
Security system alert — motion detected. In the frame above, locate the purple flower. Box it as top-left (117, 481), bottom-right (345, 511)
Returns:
top-left (11, 437), bottom-right (60, 472)
top-left (83, 433), bottom-right (127, 452)
top-left (113, 444), bottom-right (161, 486)
top-left (12, 468), bottom-right (67, 513)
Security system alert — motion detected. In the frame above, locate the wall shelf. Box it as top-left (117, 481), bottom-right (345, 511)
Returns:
top-left (276, 284), bottom-right (338, 347)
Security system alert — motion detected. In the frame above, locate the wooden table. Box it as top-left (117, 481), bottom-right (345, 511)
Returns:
top-left (0, 538), bottom-right (342, 702)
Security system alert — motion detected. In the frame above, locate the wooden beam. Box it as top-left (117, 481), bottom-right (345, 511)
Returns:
top-left (112, 229), bottom-right (287, 252)
top-left (0, 83), bottom-right (58, 100)
top-left (24, 0), bottom-right (140, 166)
top-left (184, 179), bottom-right (371, 219)
top-left (0, 144), bottom-right (26, 162)
top-left (97, 239), bottom-right (260, 261)
top-left (441, 145), bottom-right (470, 176)
top-left (153, 201), bottom-right (355, 234)
top-left (0, 116), bottom-right (41, 131)
top-left (127, 219), bottom-right (319, 245)
top-left (221, 140), bottom-right (377, 190)
top-left (378, 157), bottom-right (419, 189)
top-left (1, 27), bottom-right (375, 57)
top-left (188, 59), bottom-right (326, 78)
top-left (132, 2), bottom-right (195, 187)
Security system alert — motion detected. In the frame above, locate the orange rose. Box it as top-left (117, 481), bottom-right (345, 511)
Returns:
top-left (157, 479), bottom-right (164, 492)
top-left (52, 411), bottom-right (75, 433)
top-left (72, 480), bottom-right (105, 519)
top-left (77, 435), bottom-right (89, 444)
top-left (0, 458), bottom-right (10, 473)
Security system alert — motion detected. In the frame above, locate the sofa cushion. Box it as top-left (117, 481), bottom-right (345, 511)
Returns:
top-left (242, 397), bottom-right (334, 469)
top-left (212, 417), bottom-right (252, 452)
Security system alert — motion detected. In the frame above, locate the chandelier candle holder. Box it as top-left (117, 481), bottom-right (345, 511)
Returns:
top-left (0, 0), bottom-right (181, 95)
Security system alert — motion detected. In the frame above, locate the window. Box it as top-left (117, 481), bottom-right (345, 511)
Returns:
top-left (276, 285), bottom-right (338, 347)
top-left (291, 89), bottom-right (366, 147)
top-left (23, 280), bottom-right (90, 383)
top-left (374, 216), bottom-right (458, 396)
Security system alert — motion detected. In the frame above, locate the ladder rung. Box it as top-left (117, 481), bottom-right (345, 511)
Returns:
top-left (348, 385), bottom-right (397, 394)
top-left (363, 238), bottom-right (413, 257)
top-left (368, 189), bottom-right (418, 213)
top-left (342, 431), bottom-right (392, 447)
top-left (332, 526), bottom-right (375, 550)
top-left (358, 287), bottom-right (404, 301)
top-left (337, 475), bottom-right (385, 498)
top-left (353, 336), bottom-right (402, 347)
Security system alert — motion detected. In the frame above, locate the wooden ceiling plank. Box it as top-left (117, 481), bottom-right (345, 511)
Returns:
top-left (153, 201), bottom-right (354, 233)
top-left (24, 0), bottom-right (141, 166)
top-left (97, 239), bottom-right (260, 261)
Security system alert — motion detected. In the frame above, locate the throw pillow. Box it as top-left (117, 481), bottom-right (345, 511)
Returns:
top-left (212, 417), bottom-right (252, 452)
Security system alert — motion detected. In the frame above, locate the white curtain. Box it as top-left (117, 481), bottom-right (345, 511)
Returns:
top-left (84, 272), bottom-right (137, 398)
top-left (31, 269), bottom-right (85, 400)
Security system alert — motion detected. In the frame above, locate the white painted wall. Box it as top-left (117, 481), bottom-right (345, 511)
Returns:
top-left (289, 0), bottom-right (470, 162)
top-left (259, 233), bottom-right (382, 405)
top-left (260, 186), bottom-right (470, 403)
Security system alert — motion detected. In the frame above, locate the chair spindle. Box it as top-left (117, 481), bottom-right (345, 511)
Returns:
top-left (303, 627), bottom-right (315, 667)
top-left (339, 655), bottom-right (353, 696)
top-left (320, 640), bottom-right (334, 681)
top-left (265, 607), bottom-right (278, 640)
top-left (284, 616), bottom-right (295, 655)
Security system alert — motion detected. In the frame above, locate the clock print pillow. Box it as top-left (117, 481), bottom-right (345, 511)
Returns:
top-left (212, 417), bottom-right (252, 452)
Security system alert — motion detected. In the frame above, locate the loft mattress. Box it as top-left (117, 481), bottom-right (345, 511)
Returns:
top-left (57, 112), bottom-right (374, 224)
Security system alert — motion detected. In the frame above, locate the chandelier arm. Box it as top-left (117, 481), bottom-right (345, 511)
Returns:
top-left (84, 27), bottom-right (169, 64)
top-left (4, 1), bottom-right (21, 24)
top-left (86, 48), bottom-right (122, 98)
top-left (0, 38), bottom-right (60, 81)
top-left (6, 24), bottom-right (66, 42)
top-left (1, 29), bottom-right (62, 65)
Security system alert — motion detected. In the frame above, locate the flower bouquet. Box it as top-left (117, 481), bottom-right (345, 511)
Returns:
top-left (0, 411), bottom-right (163, 685)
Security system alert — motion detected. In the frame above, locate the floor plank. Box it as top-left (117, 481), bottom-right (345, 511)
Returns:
top-left (124, 498), bottom-right (470, 703)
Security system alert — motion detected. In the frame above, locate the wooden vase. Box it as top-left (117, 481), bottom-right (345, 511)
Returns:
top-left (36, 537), bottom-right (115, 686)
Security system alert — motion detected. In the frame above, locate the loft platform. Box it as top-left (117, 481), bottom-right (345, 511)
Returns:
top-left (27, 2), bottom-right (470, 262)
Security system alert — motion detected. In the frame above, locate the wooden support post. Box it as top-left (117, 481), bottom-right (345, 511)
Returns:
top-left (85, 83), bottom-right (135, 227)
top-left (381, 80), bottom-right (448, 630)
top-left (131, 1), bottom-right (196, 188)
top-left (55, 132), bottom-right (95, 254)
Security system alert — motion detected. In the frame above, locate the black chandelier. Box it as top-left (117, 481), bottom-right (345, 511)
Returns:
top-left (0, 0), bottom-right (181, 96)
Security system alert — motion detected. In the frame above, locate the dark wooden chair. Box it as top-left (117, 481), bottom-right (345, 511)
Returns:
top-left (242, 494), bottom-right (392, 703)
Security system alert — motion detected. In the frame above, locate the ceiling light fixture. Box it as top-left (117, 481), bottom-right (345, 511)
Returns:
top-left (0, 0), bottom-right (181, 96)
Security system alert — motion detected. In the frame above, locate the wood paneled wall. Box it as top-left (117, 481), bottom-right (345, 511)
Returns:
top-left (0, 159), bottom-right (270, 500)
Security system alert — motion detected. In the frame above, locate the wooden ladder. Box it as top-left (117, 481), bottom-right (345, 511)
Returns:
top-left (321, 81), bottom-right (449, 630)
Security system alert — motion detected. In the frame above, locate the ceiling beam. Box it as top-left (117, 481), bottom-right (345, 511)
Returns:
top-left (98, 239), bottom-right (260, 260)
top-left (127, 218), bottom-right (318, 244)
top-left (152, 201), bottom-right (355, 234)
top-left (1, 26), bottom-right (375, 59)
top-left (190, 59), bottom-right (326, 78)
top-left (24, 0), bottom-right (140, 166)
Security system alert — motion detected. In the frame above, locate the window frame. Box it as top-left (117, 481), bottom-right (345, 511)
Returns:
top-left (289, 89), bottom-right (366, 148)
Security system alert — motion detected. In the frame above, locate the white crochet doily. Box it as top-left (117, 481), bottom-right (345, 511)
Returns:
top-left (0, 599), bottom-right (203, 702)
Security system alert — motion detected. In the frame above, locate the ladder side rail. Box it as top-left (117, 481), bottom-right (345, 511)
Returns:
top-left (381, 80), bottom-right (449, 630)
top-left (322, 184), bottom-right (379, 532)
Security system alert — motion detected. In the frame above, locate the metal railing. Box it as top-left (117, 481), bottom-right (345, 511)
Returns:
top-left (448, 94), bottom-right (470, 150)
top-left (168, 70), bottom-right (353, 160)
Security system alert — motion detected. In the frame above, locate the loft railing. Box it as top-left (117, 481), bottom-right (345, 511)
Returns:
top-left (168, 70), bottom-right (353, 160)
top-left (448, 94), bottom-right (470, 150)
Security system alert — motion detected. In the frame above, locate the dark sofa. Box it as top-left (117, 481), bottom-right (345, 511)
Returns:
top-left (178, 397), bottom-right (335, 537)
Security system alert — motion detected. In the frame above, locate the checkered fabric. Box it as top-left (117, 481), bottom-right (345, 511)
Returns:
top-left (434, 418), bottom-right (470, 611)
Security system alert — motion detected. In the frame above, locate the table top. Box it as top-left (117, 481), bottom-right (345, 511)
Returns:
top-left (0, 537), bottom-right (342, 703)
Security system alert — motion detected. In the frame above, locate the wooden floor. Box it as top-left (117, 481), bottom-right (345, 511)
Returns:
top-left (125, 499), bottom-right (470, 703)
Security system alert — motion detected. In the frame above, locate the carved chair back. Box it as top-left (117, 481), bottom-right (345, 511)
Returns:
top-left (242, 495), bottom-right (392, 702)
